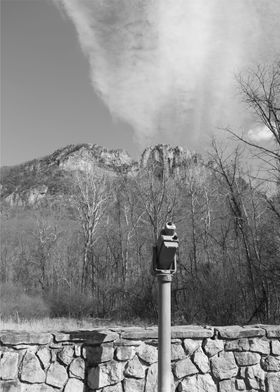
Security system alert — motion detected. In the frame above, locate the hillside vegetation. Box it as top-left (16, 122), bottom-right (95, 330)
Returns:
top-left (1, 62), bottom-right (280, 325)
top-left (1, 141), bottom-right (279, 326)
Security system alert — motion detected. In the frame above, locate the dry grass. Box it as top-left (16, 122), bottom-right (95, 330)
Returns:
top-left (0, 316), bottom-right (150, 332)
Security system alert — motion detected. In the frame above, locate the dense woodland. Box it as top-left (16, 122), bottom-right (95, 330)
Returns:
top-left (1, 63), bottom-right (280, 325)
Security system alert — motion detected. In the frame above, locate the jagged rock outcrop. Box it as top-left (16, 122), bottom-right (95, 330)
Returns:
top-left (0, 144), bottom-right (138, 206)
top-left (0, 143), bottom-right (203, 207)
top-left (140, 144), bottom-right (195, 176)
top-left (52, 144), bottom-right (137, 173)
top-left (4, 185), bottom-right (48, 206)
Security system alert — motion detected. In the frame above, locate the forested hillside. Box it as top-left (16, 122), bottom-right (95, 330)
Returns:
top-left (1, 141), bottom-right (279, 325)
top-left (1, 62), bottom-right (280, 325)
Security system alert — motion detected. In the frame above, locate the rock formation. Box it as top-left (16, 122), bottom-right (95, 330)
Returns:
top-left (140, 144), bottom-right (198, 177)
top-left (0, 143), bottom-right (201, 206)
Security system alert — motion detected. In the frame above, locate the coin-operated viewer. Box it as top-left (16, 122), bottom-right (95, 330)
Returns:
top-left (152, 222), bottom-right (179, 392)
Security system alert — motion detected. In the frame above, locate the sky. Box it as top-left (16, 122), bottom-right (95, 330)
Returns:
top-left (1, 0), bottom-right (280, 167)
top-left (1, 0), bottom-right (136, 166)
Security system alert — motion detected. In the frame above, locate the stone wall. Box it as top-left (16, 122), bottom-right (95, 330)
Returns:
top-left (1, 325), bottom-right (280, 392)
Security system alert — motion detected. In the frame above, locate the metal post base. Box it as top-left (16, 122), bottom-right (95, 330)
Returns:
top-left (158, 272), bottom-right (172, 392)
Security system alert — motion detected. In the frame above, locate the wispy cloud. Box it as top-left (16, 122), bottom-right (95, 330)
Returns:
top-left (55, 0), bottom-right (280, 148)
top-left (248, 125), bottom-right (274, 142)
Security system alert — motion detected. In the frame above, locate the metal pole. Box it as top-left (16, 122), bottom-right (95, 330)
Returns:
top-left (158, 272), bottom-right (172, 392)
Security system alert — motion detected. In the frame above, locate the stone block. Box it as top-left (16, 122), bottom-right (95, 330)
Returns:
top-left (210, 351), bottom-right (238, 380)
top-left (46, 362), bottom-right (68, 388)
top-left (145, 363), bottom-right (157, 392)
top-left (0, 380), bottom-right (21, 392)
top-left (183, 339), bottom-right (202, 356)
top-left (11, 345), bottom-right (36, 352)
top-left (0, 333), bottom-right (52, 346)
top-left (172, 326), bottom-right (213, 339)
top-left (171, 343), bottom-right (186, 361)
top-left (216, 326), bottom-right (265, 339)
top-left (85, 330), bottom-right (120, 345)
top-left (49, 343), bottom-right (62, 349)
top-left (224, 338), bottom-right (249, 352)
top-left (271, 340), bottom-right (280, 355)
top-left (87, 360), bottom-right (125, 389)
top-left (69, 357), bottom-right (85, 379)
top-left (120, 328), bottom-right (158, 340)
top-left (123, 378), bottom-right (145, 392)
top-left (178, 374), bottom-right (216, 392)
top-left (143, 339), bottom-right (160, 347)
top-left (219, 378), bottom-right (238, 392)
top-left (203, 339), bottom-right (224, 357)
top-left (20, 351), bottom-right (45, 383)
top-left (114, 339), bottom-right (142, 346)
top-left (236, 379), bottom-right (246, 390)
top-left (36, 347), bottom-right (51, 369)
top-left (266, 373), bottom-right (280, 392)
top-left (115, 346), bottom-right (135, 361)
top-left (261, 355), bottom-right (280, 372)
top-left (64, 378), bottom-right (84, 392)
top-left (124, 356), bottom-right (146, 378)
top-left (0, 351), bottom-right (19, 380)
top-left (103, 382), bottom-right (123, 392)
top-left (246, 364), bottom-right (265, 390)
top-left (57, 345), bottom-right (74, 365)
top-left (53, 330), bottom-right (119, 344)
top-left (249, 338), bottom-right (270, 355)
top-left (52, 333), bottom-right (71, 342)
top-left (137, 343), bottom-right (158, 364)
top-left (82, 343), bottom-right (114, 366)
top-left (234, 352), bottom-right (260, 366)
top-left (193, 347), bottom-right (210, 373)
top-left (172, 339), bottom-right (183, 344)
top-left (265, 326), bottom-right (280, 338)
top-left (74, 344), bottom-right (81, 357)
top-left (173, 357), bottom-right (198, 379)
top-left (239, 367), bottom-right (246, 378)
top-left (50, 350), bottom-right (56, 363)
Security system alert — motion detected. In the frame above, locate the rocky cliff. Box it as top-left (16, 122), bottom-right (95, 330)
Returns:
top-left (0, 143), bottom-right (199, 206)
top-left (51, 144), bottom-right (137, 173)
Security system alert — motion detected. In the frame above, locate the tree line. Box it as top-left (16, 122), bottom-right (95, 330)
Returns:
top-left (1, 62), bottom-right (279, 325)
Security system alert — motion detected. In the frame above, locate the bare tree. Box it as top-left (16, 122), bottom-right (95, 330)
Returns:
top-left (113, 176), bottom-right (145, 285)
top-left (30, 214), bottom-right (59, 292)
top-left (208, 140), bottom-right (280, 322)
top-left (70, 169), bottom-right (108, 292)
top-left (224, 62), bottom-right (280, 227)
top-left (136, 164), bottom-right (179, 242)
top-left (228, 62), bottom-right (280, 174)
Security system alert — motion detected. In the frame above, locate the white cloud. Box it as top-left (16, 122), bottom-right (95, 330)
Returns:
top-left (248, 125), bottom-right (274, 142)
top-left (54, 0), bottom-right (280, 148)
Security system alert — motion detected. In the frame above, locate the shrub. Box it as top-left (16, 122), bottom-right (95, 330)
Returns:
top-left (46, 289), bottom-right (98, 318)
top-left (0, 282), bottom-right (50, 320)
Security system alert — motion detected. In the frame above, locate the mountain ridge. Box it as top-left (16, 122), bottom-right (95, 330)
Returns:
top-left (0, 143), bottom-right (200, 206)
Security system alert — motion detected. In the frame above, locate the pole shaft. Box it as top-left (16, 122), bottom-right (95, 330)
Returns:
top-left (158, 273), bottom-right (172, 392)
